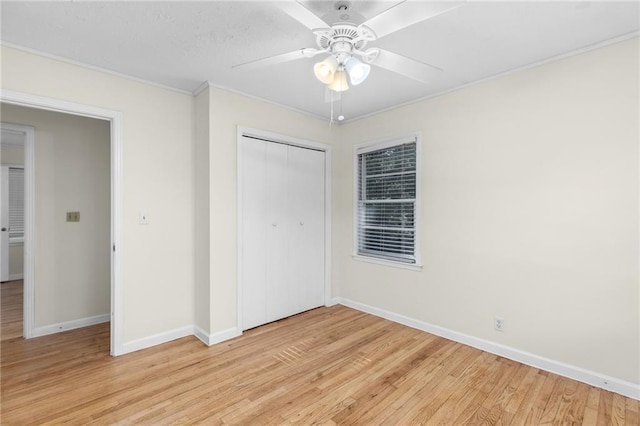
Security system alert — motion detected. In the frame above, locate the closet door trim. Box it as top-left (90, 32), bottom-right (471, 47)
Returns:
top-left (236, 126), bottom-right (332, 332)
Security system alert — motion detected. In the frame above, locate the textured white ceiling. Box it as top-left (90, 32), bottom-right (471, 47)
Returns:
top-left (1, 1), bottom-right (638, 121)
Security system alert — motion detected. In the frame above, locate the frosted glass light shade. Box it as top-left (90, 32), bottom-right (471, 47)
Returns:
top-left (345, 57), bottom-right (371, 85)
top-left (313, 56), bottom-right (338, 84)
top-left (328, 70), bottom-right (349, 92)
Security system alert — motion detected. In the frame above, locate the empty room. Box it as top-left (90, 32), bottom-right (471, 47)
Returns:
top-left (0, 1), bottom-right (638, 424)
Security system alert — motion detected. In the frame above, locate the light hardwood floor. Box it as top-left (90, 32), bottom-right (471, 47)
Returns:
top-left (1, 284), bottom-right (638, 424)
top-left (1, 280), bottom-right (23, 341)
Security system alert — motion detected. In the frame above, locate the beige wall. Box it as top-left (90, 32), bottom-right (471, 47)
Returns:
top-left (194, 89), bottom-right (211, 333)
top-left (203, 86), bottom-right (337, 334)
top-left (1, 46), bottom-right (194, 343)
top-left (1, 104), bottom-right (110, 325)
top-left (1, 144), bottom-right (24, 165)
top-left (336, 38), bottom-right (639, 384)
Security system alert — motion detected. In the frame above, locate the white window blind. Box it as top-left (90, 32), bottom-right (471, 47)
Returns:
top-left (357, 140), bottom-right (417, 264)
top-left (8, 167), bottom-right (24, 240)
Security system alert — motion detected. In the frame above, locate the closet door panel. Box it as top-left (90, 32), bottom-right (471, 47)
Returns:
top-left (265, 142), bottom-right (291, 323)
top-left (240, 138), bottom-right (267, 330)
top-left (287, 146), bottom-right (325, 313)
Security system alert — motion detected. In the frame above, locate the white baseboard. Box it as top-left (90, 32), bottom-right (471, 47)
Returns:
top-left (194, 326), bottom-right (242, 346)
top-left (325, 297), bottom-right (340, 307)
top-left (8, 273), bottom-right (23, 281)
top-left (31, 313), bottom-right (110, 338)
top-left (118, 325), bottom-right (241, 356)
top-left (337, 297), bottom-right (640, 401)
top-left (193, 326), bottom-right (210, 345)
top-left (120, 325), bottom-right (194, 355)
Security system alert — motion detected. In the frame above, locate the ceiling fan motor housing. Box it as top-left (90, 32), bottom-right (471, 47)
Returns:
top-left (315, 24), bottom-right (376, 66)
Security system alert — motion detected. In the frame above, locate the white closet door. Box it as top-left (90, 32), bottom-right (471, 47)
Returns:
top-left (264, 142), bottom-right (291, 323)
top-left (240, 136), bottom-right (326, 331)
top-left (287, 146), bottom-right (325, 313)
top-left (240, 139), bottom-right (268, 329)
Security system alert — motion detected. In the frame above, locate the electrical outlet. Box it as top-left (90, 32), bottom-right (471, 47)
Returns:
top-left (494, 316), bottom-right (505, 332)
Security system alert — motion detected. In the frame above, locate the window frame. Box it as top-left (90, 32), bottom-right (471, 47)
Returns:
top-left (352, 133), bottom-right (422, 271)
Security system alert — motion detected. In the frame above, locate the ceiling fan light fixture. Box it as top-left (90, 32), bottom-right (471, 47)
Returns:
top-left (328, 70), bottom-right (349, 92)
top-left (345, 56), bottom-right (371, 85)
top-left (313, 55), bottom-right (338, 84)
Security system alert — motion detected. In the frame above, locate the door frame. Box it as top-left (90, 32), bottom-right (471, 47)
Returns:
top-left (1, 127), bottom-right (29, 283)
top-left (236, 126), bottom-right (332, 332)
top-left (1, 89), bottom-right (124, 356)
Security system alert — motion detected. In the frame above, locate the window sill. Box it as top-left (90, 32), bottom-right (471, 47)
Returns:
top-left (352, 254), bottom-right (423, 271)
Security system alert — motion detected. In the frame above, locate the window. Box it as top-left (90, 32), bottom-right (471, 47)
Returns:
top-left (355, 135), bottom-right (420, 266)
top-left (8, 167), bottom-right (24, 241)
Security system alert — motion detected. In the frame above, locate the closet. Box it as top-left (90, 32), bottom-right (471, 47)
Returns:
top-left (239, 134), bottom-right (325, 330)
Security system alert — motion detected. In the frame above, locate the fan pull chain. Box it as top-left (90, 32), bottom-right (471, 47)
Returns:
top-left (329, 90), bottom-right (335, 127)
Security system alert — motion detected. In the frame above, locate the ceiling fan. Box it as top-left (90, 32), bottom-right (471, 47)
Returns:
top-left (234, 1), bottom-right (462, 93)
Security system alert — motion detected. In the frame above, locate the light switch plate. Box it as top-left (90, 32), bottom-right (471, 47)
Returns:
top-left (66, 211), bottom-right (80, 222)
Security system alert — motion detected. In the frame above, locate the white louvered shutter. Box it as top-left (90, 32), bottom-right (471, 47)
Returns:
top-left (8, 167), bottom-right (24, 239)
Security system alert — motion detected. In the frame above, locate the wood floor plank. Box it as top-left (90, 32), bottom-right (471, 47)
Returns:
top-left (503, 365), bottom-right (539, 416)
top-left (626, 397), bottom-right (640, 426)
top-left (477, 359), bottom-right (527, 423)
top-left (507, 372), bottom-right (546, 425)
top-left (538, 375), bottom-right (567, 424)
top-left (560, 382), bottom-right (591, 424)
top-left (612, 393), bottom-right (627, 426)
top-left (597, 386), bottom-right (614, 425)
top-left (582, 386), bottom-right (602, 425)
top-left (2, 283), bottom-right (638, 424)
top-left (1, 280), bottom-right (24, 341)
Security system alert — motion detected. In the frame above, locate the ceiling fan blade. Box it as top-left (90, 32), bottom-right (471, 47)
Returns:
top-left (277, 2), bottom-right (330, 32)
top-left (360, 1), bottom-right (463, 40)
top-left (233, 48), bottom-right (321, 71)
top-left (370, 48), bottom-right (442, 84)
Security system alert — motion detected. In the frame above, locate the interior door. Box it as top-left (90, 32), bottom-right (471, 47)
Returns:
top-left (0, 166), bottom-right (9, 282)
top-left (240, 138), bottom-right (268, 330)
top-left (287, 146), bottom-right (325, 313)
top-left (264, 142), bottom-right (291, 323)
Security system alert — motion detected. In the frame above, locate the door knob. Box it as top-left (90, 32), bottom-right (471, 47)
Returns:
top-left (1, 228), bottom-right (7, 232)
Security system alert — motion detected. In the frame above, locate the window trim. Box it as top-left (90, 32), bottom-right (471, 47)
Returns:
top-left (352, 133), bottom-right (423, 270)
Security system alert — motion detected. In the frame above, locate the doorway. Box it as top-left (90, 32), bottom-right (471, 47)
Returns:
top-left (1, 128), bottom-right (26, 341)
top-left (0, 90), bottom-right (123, 356)
top-left (1, 128), bottom-right (26, 283)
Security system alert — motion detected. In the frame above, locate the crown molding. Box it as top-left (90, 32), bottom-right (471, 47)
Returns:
top-left (194, 79), bottom-right (330, 123)
top-left (1, 42), bottom-right (193, 96)
top-left (347, 31), bottom-right (640, 123)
